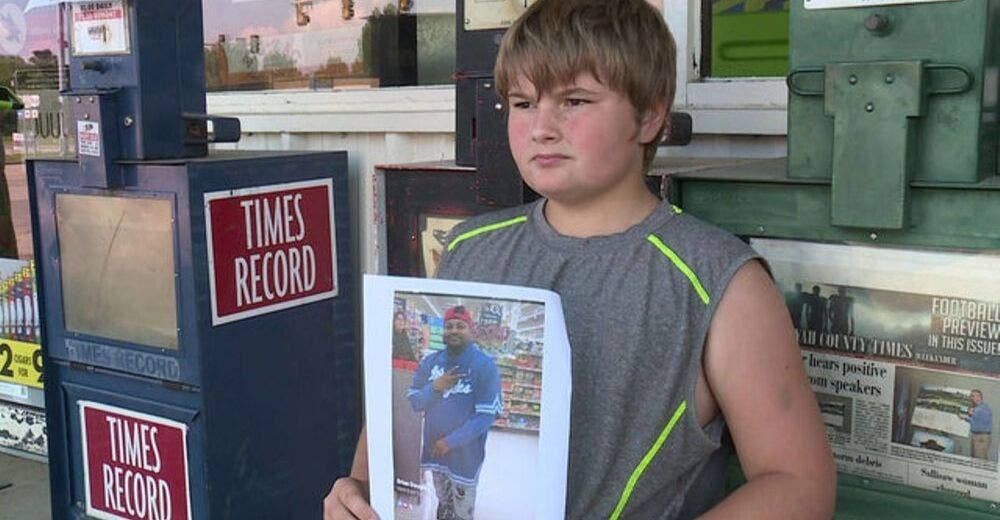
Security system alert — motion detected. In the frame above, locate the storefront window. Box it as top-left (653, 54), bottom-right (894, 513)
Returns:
top-left (705, 0), bottom-right (789, 78)
top-left (5, 2), bottom-right (60, 89)
top-left (203, 0), bottom-right (456, 91)
top-left (7, 2), bottom-right (67, 158)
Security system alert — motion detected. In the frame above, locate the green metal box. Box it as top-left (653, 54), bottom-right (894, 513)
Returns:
top-left (788, 0), bottom-right (1000, 189)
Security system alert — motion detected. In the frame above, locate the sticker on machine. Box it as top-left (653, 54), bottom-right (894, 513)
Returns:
top-left (77, 121), bottom-right (101, 157)
top-left (70, 0), bottom-right (131, 55)
top-left (805, 0), bottom-right (959, 9)
top-left (204, 178), bottom-right (338, 326)
top-left (79, 401), bottom-right (191, 520)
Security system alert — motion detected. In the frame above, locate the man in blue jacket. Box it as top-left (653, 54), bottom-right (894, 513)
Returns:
top-left (407, 305), bottom-right (502, 520)
top-left (965, 389), bottom-right (994, 460)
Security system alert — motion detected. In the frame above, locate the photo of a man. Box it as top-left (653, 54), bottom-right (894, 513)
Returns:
top-left (406, 305), bottom-right (502, 520)
top-left (964, 389), bottom-right (993, 460)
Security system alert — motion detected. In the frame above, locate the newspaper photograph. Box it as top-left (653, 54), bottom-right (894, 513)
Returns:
top-left (753, 238), bottom-right (1000, 502)
top-left (364, 275), bottom-right (571, 520)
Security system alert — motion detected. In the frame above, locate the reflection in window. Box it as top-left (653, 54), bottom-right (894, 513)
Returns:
top-left (706, 0), bottom-right (789, 78)
top-left (6, 2), bottom-right (68, 156)
top-left (203, 0), bottom-right (456, 91)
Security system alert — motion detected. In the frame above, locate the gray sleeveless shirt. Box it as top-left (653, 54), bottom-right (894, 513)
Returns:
top-left (436, 199), bottom-right (759, 519)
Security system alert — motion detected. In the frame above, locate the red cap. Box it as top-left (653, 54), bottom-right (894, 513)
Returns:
top-left (444, 305), bottom-right (474, 326)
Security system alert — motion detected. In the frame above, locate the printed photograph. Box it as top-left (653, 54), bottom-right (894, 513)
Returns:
top-left (893, 366), bottom-right (1000, 462)
top-left (815, 392), bottom-right (853, 435)
top-left (391, 291), bottom-right (546, 520)
top-left (778, 282), bottom-right (929, 346)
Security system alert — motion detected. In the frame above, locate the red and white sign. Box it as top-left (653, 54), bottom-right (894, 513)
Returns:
top-left (71, 1), bottom-right (130, 55)
top-left (78, 121), bottom-right (102, 157)
top-left (204, 179), bottom-right (338, 326)
top-left (79, 401), bottom-right (191, 520)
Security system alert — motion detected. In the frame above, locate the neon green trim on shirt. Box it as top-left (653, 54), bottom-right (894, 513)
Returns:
top-left (609, 400), bottom-right (689, 520)
top-left (646, 234), bottom-right (710, 305)
top-left (446, 215), bottom-right (528, 252)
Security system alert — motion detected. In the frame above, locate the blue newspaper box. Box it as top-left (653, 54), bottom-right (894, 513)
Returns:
top-left (26, 0), bottom-right (359, 517)
top-left (30, 152), bottom-right (358, 518)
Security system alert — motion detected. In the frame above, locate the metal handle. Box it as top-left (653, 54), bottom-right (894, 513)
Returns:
top-left (82, 60), bottom-right (106, 73)
top-left (787, 67), bottom-right (825, 97)
top-left (788, 63), bottom-right (973, 97)
top-left (183, 113), bottom-right (242, 144)
top-left (925, 63), bottom-right (974, 95)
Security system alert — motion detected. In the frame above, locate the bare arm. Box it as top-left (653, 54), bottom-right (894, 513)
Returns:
top-left (323, 426), bottom-right (378, 520)
top-left (700, 261), bottom-right (836, 519)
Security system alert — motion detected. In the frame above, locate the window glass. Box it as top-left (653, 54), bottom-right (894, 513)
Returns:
top-left (7, 2), bottom-right (69, 158)
top-left (56, 194), bottom-right (179, 350)
top-left (706, 0), bottom-right (789, 78)
top-left (203, 0), bottom-right (457, 91)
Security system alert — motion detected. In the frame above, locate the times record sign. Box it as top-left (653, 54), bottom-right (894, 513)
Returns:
top-left (80, 401), bottom-right (191, 520)
top-left (204, 179), bottom-right (339, 326)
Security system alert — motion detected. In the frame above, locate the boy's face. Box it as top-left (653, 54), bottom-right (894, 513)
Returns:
top-left (506, 72), bottom-right (663, 206)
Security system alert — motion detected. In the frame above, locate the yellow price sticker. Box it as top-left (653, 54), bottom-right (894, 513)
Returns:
top-left (0, 339), bottom-right (43, 389)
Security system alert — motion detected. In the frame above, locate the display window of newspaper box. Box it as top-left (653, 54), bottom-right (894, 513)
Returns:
top-left (753, 238), bottom-right (1000, 513)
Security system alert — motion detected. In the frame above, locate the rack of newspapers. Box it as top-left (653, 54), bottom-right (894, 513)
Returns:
top-left (754, 238), bottom-right (1000, 502)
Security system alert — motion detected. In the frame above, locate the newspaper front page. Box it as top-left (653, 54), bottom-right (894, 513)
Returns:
top-left (753, 239), bottom-right (1000, 502)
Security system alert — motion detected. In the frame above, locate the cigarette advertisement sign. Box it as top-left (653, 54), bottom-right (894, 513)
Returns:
top-left (0, 259), bottom-right (43, 389)
top-left (0, 339), bottom-right (43, 389)
top-left (80, 401), bottom-right (191, 520)
top-left (754, 238), bottom-right (1000, 502)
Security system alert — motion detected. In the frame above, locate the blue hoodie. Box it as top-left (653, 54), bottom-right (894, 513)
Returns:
top-left (407, 343), bottom-right (502, 485)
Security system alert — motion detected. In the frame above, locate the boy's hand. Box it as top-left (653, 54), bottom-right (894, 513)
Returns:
top-left (433, 367), bottom-right (461, 393)
top-left (323, 476), bottom-right (378, 520)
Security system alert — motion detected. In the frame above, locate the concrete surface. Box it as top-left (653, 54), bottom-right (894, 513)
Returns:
top-left (0, 451), bottom-right (51, 520)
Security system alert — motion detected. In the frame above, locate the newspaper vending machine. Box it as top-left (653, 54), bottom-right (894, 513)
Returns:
top-left (667, 0), bottom-right (1000, 518)
top-left (27, 1), bottom-right (358, 518)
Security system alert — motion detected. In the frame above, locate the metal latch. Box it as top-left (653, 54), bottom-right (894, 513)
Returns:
top-left (786, 61), bottom-right (973, 229)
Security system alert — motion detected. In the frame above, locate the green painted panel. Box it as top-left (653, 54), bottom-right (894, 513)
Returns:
top-left (788, 0), bottom-right (1000, 183)
top-left (667, 159), bottom-right (1000, 251)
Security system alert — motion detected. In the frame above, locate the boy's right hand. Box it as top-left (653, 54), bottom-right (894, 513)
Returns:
top-left (323, 476), bottom-right (378, 520)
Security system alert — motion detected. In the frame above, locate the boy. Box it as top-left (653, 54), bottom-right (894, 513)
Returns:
top-left (325, 1), bottom-right (835, 518)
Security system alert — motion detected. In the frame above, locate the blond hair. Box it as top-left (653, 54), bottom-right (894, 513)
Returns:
top-left (495, 0), bottom-right (677, 169)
